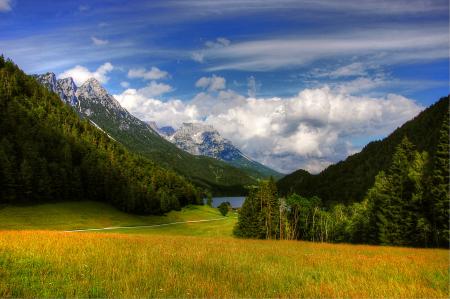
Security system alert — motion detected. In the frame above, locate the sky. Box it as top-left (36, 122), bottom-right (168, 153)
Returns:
top-left (0, 0), bottom-right (448, 173)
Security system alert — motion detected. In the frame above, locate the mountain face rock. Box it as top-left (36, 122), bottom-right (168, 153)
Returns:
top-left (35, 73), bottom-right (275, 193)
top-left (161, 122), bottom-right (282, 178)
top-left (33, 72), bottom-right (78, 107)
top-left (75, 78), bottom-right (160, 135)
top-left (33, 72), bottom-right (58, 93)
top-left (57, 77), bottom-right (78, 107)
top-left (170, 123), bottom-right (241, 160)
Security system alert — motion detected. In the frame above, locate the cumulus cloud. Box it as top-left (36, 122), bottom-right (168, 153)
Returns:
top-left (138, 81), bottom-right (173, 97)
top-left (114, 90), bottom-right (197, 128)
top-left (113, 77), bottom-right (423, 173)
top-left (202, 87), bottom-right (422, 173)
top-left (128, 67), bottom-right (169, 80)
top-left (195, 75), bottom-right (226, 91)
top-left (0, 0), bottom-right (11, 12)
top-left (91, 36), bottom-right (109, 46)
top-left (58, 62), bottom-right (114, 85)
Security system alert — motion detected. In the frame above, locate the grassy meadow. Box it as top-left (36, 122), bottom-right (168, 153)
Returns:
top-left (0, 202), bottom-right (448, 298)
top-left (0, 202), bottom-right (235, 236)
top-left (0, 230), bottom-right (448, 298)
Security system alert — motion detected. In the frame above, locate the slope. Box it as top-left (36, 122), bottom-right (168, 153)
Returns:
top-left (277, 96), bottom-right (449, 205)
top-left (163, 122), bottom-right (282, 179)
top-left (0, 56), bottom-right (200, 214)
top-left (35, 73), bottom-right (257, 195)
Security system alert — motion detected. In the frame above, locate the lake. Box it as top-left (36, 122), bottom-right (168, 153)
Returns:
top-left (206, 196), bottom-right (246, 208)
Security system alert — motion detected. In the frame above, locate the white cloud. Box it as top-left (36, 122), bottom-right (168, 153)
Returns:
top-left (128, 67), bottom-right (169, 80)
top-left (0, 0), bottom-right (11, 12)
top-left (91, 36), bottom-right (109, 46)
top-left (114, 90), bottom-right (197, 128)
top-left (202, 87), bottom-right (423, 173)
top-left (195, 75), bottom-right (226, 91)
top-left (120, 81), bottom-right (130, 88)
top-left (191, 37), bottom-right (230, 63)
top-left (205, 37), bottom-right (231, 48)
top-left (247, 76), bottom-right (257, 98)
top-left (191, 51), bottom-right (205, 63)
top-left (139, 81), bottom-right (173, 97)
top-left (326, 62), bottom-right (368, 78)
top-left (58, 62), bottom-right (114, 86)
top-left (114, 77), bottom-right (423, 173)
top-left (165, 0), bottom-right (447, 16)
top-left (202, 27), bottom-right (448, 71)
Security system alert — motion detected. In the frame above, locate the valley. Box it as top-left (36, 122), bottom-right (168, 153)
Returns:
top-left (0, 201), bottom-right (447, 298)
top-left (0, 1), bottom-right (449, 294)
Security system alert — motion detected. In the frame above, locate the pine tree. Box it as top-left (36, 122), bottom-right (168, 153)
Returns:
top-left (19, 159), bottom-right (34, 203)
top-left (430, 117), bottom-right (449, 247)
top-left (234, 187), bottom-right (259, 238)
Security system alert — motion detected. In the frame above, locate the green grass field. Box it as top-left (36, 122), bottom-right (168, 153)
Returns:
top-left (0, 202), bottom-right (236, 236)
top-left (0, 202), bottom-right (448, 298)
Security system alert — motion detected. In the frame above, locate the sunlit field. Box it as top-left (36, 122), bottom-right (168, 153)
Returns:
top-left (0, 202), bottom-right (232, 233)
top-left (0, 230), bottom-right (448, 298)
top-left (0, 202), bottom-right (448, 298)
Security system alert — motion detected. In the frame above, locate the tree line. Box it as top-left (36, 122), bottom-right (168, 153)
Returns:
top-left (235, 130), bottom-right (449, 248)
top-left (0, 56), bottom-right (202, 214)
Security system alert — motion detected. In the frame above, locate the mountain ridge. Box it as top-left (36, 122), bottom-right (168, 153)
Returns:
top-left (155, 122), bottom-right (282, 178)
top-left (34, 72), bottom-right (260, 195)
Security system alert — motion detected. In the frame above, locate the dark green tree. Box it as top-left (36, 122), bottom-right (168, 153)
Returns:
top-left (430, 117), bottom-right (449, 247)
top-left (218, 202), bottom-right (230, 216)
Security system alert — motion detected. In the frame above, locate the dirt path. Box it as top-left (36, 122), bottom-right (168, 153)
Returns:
top-left (64, 217), bottom-right (228, 232)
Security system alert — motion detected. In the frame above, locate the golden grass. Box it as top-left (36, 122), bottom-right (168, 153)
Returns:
top-left (0, 230), bottom-right (448, 298)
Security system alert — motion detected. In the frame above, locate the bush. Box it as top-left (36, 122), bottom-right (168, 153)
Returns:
top-left (218, 202), bottom-right (230, 216)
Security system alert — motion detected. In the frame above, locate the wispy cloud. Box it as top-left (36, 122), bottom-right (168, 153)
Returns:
top-left (91, 36), bottom-right (109, 46)
top-left (78, 5), bottom-right (89, 12)
top-left (195, 75), bottom-right (226, 92)
top-left (0, 0), bottom-right (11, 12)
top-left (202, 26), bottom-right (448, 71)
top-left (156, 0), bottom-right (448, 20)
top-left (128, 67), bottom-right (169, 80)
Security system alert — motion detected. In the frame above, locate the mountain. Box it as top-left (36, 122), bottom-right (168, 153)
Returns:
top-left (33, 73), bottom-right (78, 107)
top-left (0, 56), bottom-right (200, 214)
top-left (159, 122), bottom-right (282, 178)
top-left (277, 96), bottom-right (449, 205)
top-left (35, 73), bottom-right (257, 195)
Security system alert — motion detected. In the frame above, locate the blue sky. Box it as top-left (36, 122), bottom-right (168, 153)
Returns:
top-left (0, 0), bottom-right (448, 173)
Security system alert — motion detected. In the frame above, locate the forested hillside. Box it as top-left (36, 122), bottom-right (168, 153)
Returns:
top-left (277, 96), bottom-right (449, 205)
top-left (34, 73), bottom-right (257, 195)
top-left (0, 56), bottom-right (201, 214)
top-left (236, 130), bottom-right (449, 247)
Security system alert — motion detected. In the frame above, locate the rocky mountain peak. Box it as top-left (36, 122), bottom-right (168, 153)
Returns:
top-left (33, 72), bottom-right (57, 93)
top-left (56, 77), bottom-right (78, 107)
top-left (77, 78), bottom-right (108, 98)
